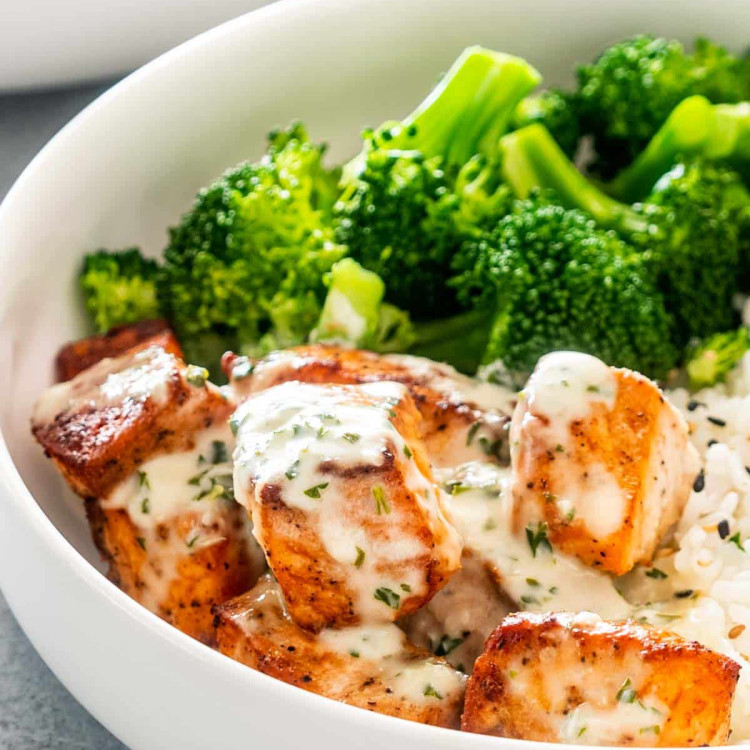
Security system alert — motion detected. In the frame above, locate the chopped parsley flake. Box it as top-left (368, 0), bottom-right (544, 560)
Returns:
top-left (186, 534), bottom-right (200, 548)
top-left (526, 577), bottom-right (540, 587)
top-left (520, 595), bottom-right (539, 605)
top-left (136, 537), bottom-right (147, 550)
top-left (342, 432), bottom-right (360, 443)
top-left (729, 532), bottom-right (745, 552)
top-left (303, 482), bottom-right (329, 499)
top-left (555, 444), bottom-right (564, 452)
top-left (185, 364), bottom-right (208, 388)
top-left (373, 587), bottom-right (400, 610)
top-left (403, 444), bottom-right (413, 459)
top-left (525, 522), bottom-right (552, 557)
top-left (354, 547), bottom-right (365, 568)
top-left (645, 568), bottom-right (668, 580)
top-left (400, 583), bottom-right (412, 592)
top-left (285, 459), bottom-right (300, 480)
top-left (586, 385), bottom-right (600, 393)
top-left (639, 726), bottom-right (661, 735)
top-left (373, 485), bottom-right (390, 515)
top-left (138, 470), bottom-right (149, 489)
top-left (423, 684), bottom-right (443, 699)
top-left (140, 497), bottom-right (150, 514)
top-left (616, 678), bottom-right (636, 703)
top-left (435, 635), bottom-right (464, 657)
top-left (211, 441), bottom-right (228, 464)
top-left (349, 650), bottom-right (360, 658)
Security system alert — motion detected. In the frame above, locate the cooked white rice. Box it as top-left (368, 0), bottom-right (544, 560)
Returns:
top-left (619, 352), bottom-right (750, 741)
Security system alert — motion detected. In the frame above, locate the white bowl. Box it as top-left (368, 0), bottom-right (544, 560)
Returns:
top-left (2, 1), bottom-right (750, 747)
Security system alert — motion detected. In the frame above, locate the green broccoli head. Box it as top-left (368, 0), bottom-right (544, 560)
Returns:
top-left (160, 122), bottom-right (345, 357)
top-left (686, 326), bottom-right (750, 389)
top-left (499, 124), bottom-right (750, 351)
top-left (577, 35), bottom-right (745, 178)
top-left (335, 48), bottom-right (540, 320)
top-left (452, 197), bottom-right (677, 380)
top-left (511, 89), bottom-right (581, 158)
top-left (80, 248), bottom-right (161, 333)
top-left (632, 160), bottom-right (748, 346)
top-left (334, 144), bottom-right (462, 318)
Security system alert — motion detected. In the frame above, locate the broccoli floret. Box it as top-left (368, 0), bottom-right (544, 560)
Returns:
top-left (159, 122), bottom-right (345, 360)
top-left (577, 35), bottom-right (746, 178)
top-left (686, 327), bottom-right (750, 389)
top-left (80, 248), bottom-right (161, 333)
top-left (607, 98), bottom-right (750, 201)
top-left (511, 89), bottom-right (580, 158)
top-left (334, 47), bottom-right (540, 319)
top-left (500, 124), bottom-right (747, 348)
top-left (451, 197), bottom-right (676, 380)
top-left (311, 258), bottom-right (416, 352)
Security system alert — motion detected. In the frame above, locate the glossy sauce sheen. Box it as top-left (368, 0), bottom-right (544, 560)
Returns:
top-left (231, 380), bottom-right (462, 627)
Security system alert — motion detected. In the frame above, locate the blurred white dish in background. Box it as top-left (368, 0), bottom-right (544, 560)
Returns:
top-left (0, 0), bottom-right (276, 92)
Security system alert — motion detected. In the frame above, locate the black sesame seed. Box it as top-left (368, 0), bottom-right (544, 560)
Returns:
top-left (675, 589), bottom-right (694, 599)
top-left (687, 400), bottom-right (702, 412)
top-left (693, 472), bottom-right (705, 493)
top-left (707, 416), bottom-right (727, 427)
top-left (708, 439), bottom-right (719, 447)
top-left (718, 520), bottom-right (730, 539)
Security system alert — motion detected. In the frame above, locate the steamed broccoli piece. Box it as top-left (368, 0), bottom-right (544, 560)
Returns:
top-left (451, 197), bottom-right (676, 380)
top-left (577, 35), bottom-right (746, 178)
top-left (607, 98), bottom-right (750, 201)
top-left (311, 257), bottom-right (416, 352)
top-left (511, 89), bottom-right (580, 158)
top-left (334, 47), bottom-right (540, 318)
top-left (686, 327), bottom-right (750, 389)
top-left (500, 124), bottom-right (747, 347)
top-left (80, 248), bottom-right (161, 333)
top-left (159, 122), bottom-right (345, 359)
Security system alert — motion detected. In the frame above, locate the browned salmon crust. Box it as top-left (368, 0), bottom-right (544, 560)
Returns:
top-left (55, 319), bottom-right (182, 382)
top-left (462, 612), bottom-right (739, 746)
top-left (215, 574), bottom-right (465, 727)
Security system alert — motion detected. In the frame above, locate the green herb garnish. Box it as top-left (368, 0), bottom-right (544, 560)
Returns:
top-left (525, 522), bottom-right (552, 557)
top-left (373, 587), bottom-right (400, 610)
top-left (354, 547), bottom-right (365, 568)
top-left (285, 459), bottom-right (300, 480)
top-left (304, 482), bottom-right (329, 499)
top-left (185, 364), bottom-right (208, 388)
top-left (373, 486), bottom-right (390, 515)
top-left (423, 685), bottom-right (443, 699)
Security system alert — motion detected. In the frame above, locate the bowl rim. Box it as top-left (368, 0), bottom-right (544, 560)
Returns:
top-left (0, 1), bottom-right (547, 747)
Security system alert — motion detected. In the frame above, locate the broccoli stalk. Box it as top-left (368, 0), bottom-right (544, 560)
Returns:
top-left (312, 258), bottom-right (415, 352)
top-left (687, 327), bottom-right (750, 389)
top-left (335, 47), bottom-right (540, 319)
top-left (607, 98), bottom-right (750, 201)
top-left (80, 248), bottom-right (161, 333)
top-left (500, 124), bottom-right (747, 347)
top-left (343, 47), bottom-right (542, 180)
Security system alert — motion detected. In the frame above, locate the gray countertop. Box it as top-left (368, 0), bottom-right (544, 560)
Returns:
top-left (0, 81), bottom-right (126, 750)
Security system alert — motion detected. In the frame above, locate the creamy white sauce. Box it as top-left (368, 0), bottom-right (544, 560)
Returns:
top-left (559, 699), bottom-right (667, 746)
top-left (384, 354), bottom-right (517, 415)
top-left (103, 423), bottom-right (235, 529)
top-left (101, 421), bottom-right (262, 615)
top-left (438, 461), bottom-right (630, 619)
top-left (232, 380), bottom-right (462, 621)
top-left (510, 351), bottom-right (629, 541)
top-left (33, 345), bottom-right (174, 424)
top-left (318, 622), bottom-right (465, 703)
